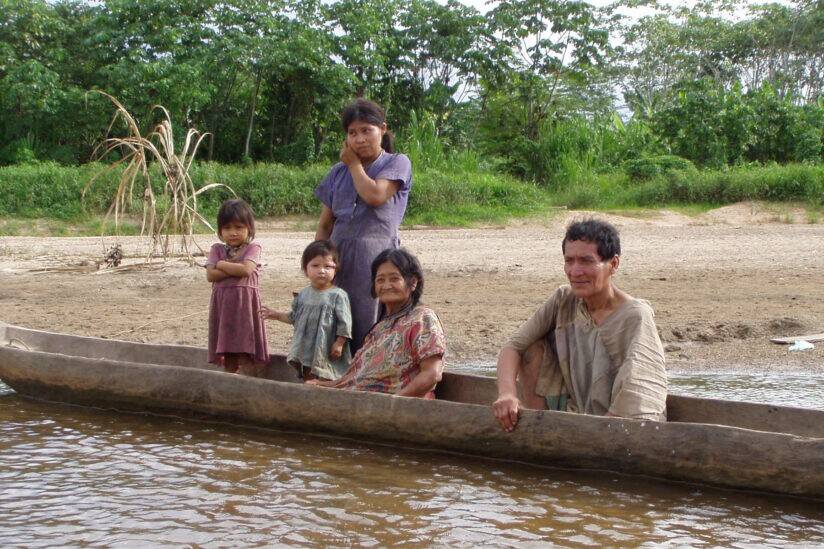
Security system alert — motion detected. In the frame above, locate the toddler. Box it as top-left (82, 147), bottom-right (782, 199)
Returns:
top-left (262, 240), bottom-right (351, 380)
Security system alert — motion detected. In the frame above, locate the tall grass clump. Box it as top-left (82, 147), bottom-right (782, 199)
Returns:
top-left (406, 169), bottom-right (551, 226)
top-left (88, 92), bottom-right (223, 257)
top-left (482, 112), bottom-right (663, 189)
top-left (400, 111), bottom-right (447, 169)
top-left (397, 110), bottom-right (489, 173)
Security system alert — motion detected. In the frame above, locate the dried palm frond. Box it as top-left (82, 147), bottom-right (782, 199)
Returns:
top-left (85, 91), bottom-right (233, 260)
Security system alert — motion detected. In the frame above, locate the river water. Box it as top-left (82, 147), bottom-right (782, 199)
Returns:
top-left (1, 373), bottom-right (823, 547)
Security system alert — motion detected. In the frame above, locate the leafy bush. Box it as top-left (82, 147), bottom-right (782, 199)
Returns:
top-left (271, 129), bottom-right (316, 165)
top-left (623, 155), bottom-right (696, 181)
top-left (746, 83), bottom-right (824, 164)
top-left (41, 144), bottom-right (79, 165)
top-left (0, 137), bottom-right (38, 165)
top-left (653, 79), bottom-right (754, 168)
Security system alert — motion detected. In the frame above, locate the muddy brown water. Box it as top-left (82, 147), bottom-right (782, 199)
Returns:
top-left (1, 374), bottom-right (824, 547)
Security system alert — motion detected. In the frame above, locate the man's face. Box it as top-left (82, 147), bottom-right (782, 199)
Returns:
top-left (563, 240), bottom-right (618, 299)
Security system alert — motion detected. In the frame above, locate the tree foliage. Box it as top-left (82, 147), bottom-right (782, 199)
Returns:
top-left (0, 0), bottom-right (821, 184)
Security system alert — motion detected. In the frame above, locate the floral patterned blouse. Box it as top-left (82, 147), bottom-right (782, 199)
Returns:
top-left (338, 304), bottom-right (446, 395)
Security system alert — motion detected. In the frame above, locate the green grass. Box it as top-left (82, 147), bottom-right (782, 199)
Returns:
top-left (0, 160), bottom-right (556, 232)
top-left (0, 160), bottom-right (822, 236)
top-left (549, 163), bottom-right (824, 209)
top-left (0, 216), bottom-right (144, 237)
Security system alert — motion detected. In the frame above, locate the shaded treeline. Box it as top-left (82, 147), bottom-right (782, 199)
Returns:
top-left (1, 0), bottom-right (822, 185)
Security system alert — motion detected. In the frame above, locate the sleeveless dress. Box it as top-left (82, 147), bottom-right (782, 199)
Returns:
top-left (314, 151), bottom-right (413, 352)
top-left (206, 242), bottom-right (269, 365)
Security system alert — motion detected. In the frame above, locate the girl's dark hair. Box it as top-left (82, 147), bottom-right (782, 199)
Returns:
top-left (370, 248), bottom-right (424, 306)
top-left (217, 199), bottom-right (256, 241)
top-left (562, 219), bottom-right (621, 260)
top-left (341, 98), bottom-right (395, 153)
top-left (302, 240), bottom-right (340, 271)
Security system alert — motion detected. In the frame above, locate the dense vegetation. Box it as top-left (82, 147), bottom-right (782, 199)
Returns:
top-left (1, 0), bottom-right (822, 229)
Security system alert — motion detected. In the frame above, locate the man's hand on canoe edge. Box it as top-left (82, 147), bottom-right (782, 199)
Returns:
top-left (492, 393), bottom-right (522, 432)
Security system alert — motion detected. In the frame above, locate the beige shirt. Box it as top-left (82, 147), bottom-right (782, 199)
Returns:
top-left (507, 285), bottom-right (667, 421)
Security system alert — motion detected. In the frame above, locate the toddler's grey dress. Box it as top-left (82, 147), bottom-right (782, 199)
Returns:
top-left (287, 286), bottom-right (353, 380)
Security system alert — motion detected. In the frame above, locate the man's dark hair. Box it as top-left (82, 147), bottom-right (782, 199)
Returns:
top-left (562, 219), bottom-right (621, 260)
top-left (301, 240), bottom-right (340, 271)
top-left (217, 199), bottom-right (256, 241)
top-left (341, 98), bottom-right (395, 153)
top-left (370, 248), bottom-right (424, 306)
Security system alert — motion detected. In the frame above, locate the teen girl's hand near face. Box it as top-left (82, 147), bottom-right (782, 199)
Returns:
top-left (339, 141), bottom-right (361, 168)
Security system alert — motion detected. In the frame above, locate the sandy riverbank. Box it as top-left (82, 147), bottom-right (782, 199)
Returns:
top-left (2, 203), bottom-right (822, 373)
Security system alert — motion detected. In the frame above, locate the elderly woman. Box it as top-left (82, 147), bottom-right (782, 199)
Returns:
top-left (314, 99), bottom-right (413, 354)
top-left (493, 219), bottom-right (667, 431)
top-left (308, 248), bottom-right (446, 399)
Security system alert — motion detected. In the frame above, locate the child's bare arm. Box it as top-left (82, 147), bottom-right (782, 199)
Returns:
top-left (260, 305), bottom-right (292, 324)
top-left (329, 336), bottom-right (347, 359)
top-left (206, 265), bottom-right (230, 282)
top-left (216, 259), bottom-right (256, 278)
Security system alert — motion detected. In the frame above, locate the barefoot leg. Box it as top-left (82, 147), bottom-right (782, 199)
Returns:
top-left (223, 354), bottom-right (239, 374)
top-left (237, 354), bottom-right (262, 377)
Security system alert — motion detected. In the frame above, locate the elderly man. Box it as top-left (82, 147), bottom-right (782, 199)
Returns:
top-left (493, 219), bottom-right (667, 431)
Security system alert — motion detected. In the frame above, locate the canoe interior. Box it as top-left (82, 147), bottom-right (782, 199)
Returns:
top-left (2, 322), bottom-right (824, 438)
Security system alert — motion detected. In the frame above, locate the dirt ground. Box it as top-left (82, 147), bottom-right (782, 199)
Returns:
top-left (2, 202), bottom-right (823, 374)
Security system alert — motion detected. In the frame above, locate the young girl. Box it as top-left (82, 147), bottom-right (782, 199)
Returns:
top-left (261, 240), bottom-right (352, 381)
top-left (206, 199), bottom-right (268, 377)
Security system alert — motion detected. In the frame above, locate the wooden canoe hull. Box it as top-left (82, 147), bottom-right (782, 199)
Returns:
top-left (1, 322), bottom-right (823, 499)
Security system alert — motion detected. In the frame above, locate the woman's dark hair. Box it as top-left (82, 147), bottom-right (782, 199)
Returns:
top-left (217, 199), bottom-right (256, 241)
top-left (301, 240), bottom-right (340, 271)
top-left (341, 98), bottom-right (395, 153)
top-left (370, 248), bottom-right (424, 306)
top-left (562, 219), bottom-right (621, 260)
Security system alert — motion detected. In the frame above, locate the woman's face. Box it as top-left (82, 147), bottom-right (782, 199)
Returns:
top-left (374, 261), bottom-right (415, 310)
top-left (346, 120), bottom-right (386, 162)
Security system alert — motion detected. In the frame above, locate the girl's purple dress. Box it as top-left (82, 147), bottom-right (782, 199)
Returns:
top-left (315, 151), bottom-right (413, 352)
top-left (206, 242), bottom-right (269, 365)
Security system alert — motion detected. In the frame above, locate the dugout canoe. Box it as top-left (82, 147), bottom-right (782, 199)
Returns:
top-left (1, 321), bottom-right (823, 499)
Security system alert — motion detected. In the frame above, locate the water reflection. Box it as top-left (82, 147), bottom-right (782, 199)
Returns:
top-left (1, 378), bottom-right (823, 546)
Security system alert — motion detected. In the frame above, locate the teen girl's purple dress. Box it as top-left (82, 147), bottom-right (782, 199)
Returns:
top-left (206, 242), bottom-right (269, 365)
top-left (314, 151), bottom-right (413, 352)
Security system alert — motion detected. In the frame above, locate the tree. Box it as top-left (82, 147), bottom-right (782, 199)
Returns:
top-left (485, 0), bottom-right (612, 138)
top-left (652, 79), bottom-right (754, 168)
